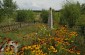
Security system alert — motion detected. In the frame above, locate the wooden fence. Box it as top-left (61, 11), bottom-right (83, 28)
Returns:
top-left (0, 22), bottom-right (34, 32)
top-left (0, 22), bottom-right (85, 35)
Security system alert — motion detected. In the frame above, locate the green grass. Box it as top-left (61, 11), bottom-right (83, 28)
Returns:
top-left (0, 23), bottom-right (51, 46)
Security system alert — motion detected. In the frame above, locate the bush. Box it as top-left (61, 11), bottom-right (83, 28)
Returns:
top-left (16, 10), bottom-right (35, 22)
top-left (60, 2), bottom-right (81, 28)
top-left (40, 10), bottom-right (49, 23)
top-left (81, 4), bottom-right (85, 14)
top-left (16, 10), bottom-right (27, 22)
top-left (76, 13), bottom-right (85, 35)
top-left (26, 10), bottom-right (35, 22)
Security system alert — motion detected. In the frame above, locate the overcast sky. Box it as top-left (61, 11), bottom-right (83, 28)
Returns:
top-left (13, 0), bottom-right (85, 10)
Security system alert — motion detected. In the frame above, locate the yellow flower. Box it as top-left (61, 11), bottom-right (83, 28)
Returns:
top-left (65, 38), bottom-right (69, 40)
top-left (77, 52), bottom-right (80, 55)
top-left (32, 50), bottom-right (36, 53)
top-left (24, 46), bottom-right (28, 50)
top-left (35, 47), bottom-right (40, 50)
top-left (50, 46), bottom-right (54, 49)
top-left (28, 46), bottom-right (31, 49)
top-left (53, 50), bottom-right (57, 53)
top-left (38, 38), bottom-right (41, 41)
top-left (21, 47), bottom-right (24, 51)
top-left (32, 45), bottom-right (37, 48)
top-left (76, 50), bottom-right (80, 55)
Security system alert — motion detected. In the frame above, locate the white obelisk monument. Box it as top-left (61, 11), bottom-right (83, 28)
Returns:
top-left (48, 8), bottom-right (53, 29)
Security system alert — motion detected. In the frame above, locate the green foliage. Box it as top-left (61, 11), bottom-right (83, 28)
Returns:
top-left (53, 11), bottom-right (60, 23)
top-left (81, 4), bottom-right (85, 14)
top-left (52, 10), bottom-right (60, 28)
top-left (2, 0), bottom-right (17, 19)
top-left (3, 0), bottom-right (17, 14)
top-left (76, 15), bottom-right (85, 35)
top-left (0, 0), bottom-right (2, 8)
top-left (16, 10), bottom-right (27, 22)
top-left (60, 2), bottom-right (81, 28)
top-left (26, 10), bottom-right (35, 22)
top-left (40, 10), bottom-right (49, 23)
top-left (0, 0), bottom-right (17, 23)
top-left (16, 10), bottom-right (35, 22)
top-left (0, 1), bottom-right (4, 22)
top-left (76, 15), bottom-right (85, 25)
top-left (0, 9), bottom-right (4, 22)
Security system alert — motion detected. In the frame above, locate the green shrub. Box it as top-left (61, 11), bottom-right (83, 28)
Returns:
top-left (60, 2), bottom-right (81, 28)
top-left (40, 10), bottom-right (49, 23)
top-left (26, 10), bottom-right (35, 22)
top-left (16, 10), bottom-right (27, 22)
top-left (16, 10), bottom-right (35, 22)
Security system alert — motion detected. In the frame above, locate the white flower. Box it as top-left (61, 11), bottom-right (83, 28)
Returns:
top-left (1, 48), bottom-right (4, 52)
top-left (41, 29), bottom-right (42, 30)
top-left (36, 33), bottom-right (38, 35)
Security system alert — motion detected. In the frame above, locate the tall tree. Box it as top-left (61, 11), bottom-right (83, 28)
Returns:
top-left (0, 1), bottom-right (2, 8)
top-left (0, 0), bottom-right (4, 22)
top-left (3, 0), bottom-right (17, 13)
